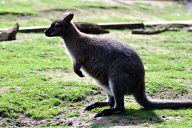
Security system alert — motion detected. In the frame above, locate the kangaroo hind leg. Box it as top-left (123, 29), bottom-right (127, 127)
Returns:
top-left (94, 79), bottom-right (125, 117)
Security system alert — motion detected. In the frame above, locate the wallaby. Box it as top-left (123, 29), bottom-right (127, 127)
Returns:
top-left (44, 13), bottom-right (192, 118)
top-left (0, 23), bottom-right (19, 41)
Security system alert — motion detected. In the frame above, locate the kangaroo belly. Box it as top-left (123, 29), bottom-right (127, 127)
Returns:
top-left (82, 63), bottom-right (109, 85)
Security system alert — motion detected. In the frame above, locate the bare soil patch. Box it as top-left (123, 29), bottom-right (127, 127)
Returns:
top-left (45, 69), bottom-right (192, 100)
top-left (112, 0), bottom-right (175, 7)
top-left (81, 5), bottom-right (120, 10)
top-left (0, 86), bottom-right (22, 94)
top-left (0, 93), bottom-right (100, 127)
top-left (161, 115), bottom-right (184, 121)
top-left (0, 86), bottom-right (188, 127)
top-left (0, 12), bottom-right (31, 16)
top-left (150, 87), bottom-right (192, 100)
top-left (44, 69), bottom-right (95, 83)
top-left (42, 8), bottom-right (77, 13)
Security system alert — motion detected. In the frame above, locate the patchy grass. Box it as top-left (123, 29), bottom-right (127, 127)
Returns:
top-left (0, 0), bottom-right (192, 127)
top-left (0, 0), bottom-right (116, 14)
top-left (0, 0), bottom-right (192, 28)
top-left (0, 30), bottom-right (191, 127)
top-left (0, 33), bottom-right (98, 120)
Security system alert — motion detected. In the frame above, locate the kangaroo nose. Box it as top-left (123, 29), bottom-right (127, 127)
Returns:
top-left (44, 29), bottom-right (50, 37)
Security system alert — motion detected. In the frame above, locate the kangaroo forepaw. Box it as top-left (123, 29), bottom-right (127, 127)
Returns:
top-left (94, 108), bottom-right (124, 118)
top-left (76, 71), bottom-right (85, 77)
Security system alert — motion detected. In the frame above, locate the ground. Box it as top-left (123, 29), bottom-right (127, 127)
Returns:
top-left (0, 0), bottom-right (192, 127)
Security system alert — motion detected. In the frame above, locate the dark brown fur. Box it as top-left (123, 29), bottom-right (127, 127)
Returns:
top-left (44, 13), bottom-right (192, 117)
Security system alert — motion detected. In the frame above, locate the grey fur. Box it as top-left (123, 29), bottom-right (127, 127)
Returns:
top-left (44, 13), bottom-right (192, 117)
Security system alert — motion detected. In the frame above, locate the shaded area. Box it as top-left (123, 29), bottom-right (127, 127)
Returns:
top-left (42, 8), bottom-right (77, 13)
top-left (0, 12), bottom-right (32, 16)
top-left (91, 108), bottom-right (163, 127)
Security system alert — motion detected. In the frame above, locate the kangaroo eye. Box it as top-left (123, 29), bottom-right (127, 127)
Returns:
top-left (55, 23), bottom-right (61, 27)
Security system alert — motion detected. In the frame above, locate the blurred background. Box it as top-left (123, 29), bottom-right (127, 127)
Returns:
top-left (0, 0), bottom-right (192, 127)
top-left (0, 0), bottom-right (192, 28)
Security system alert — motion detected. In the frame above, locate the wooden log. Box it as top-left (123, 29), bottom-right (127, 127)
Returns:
top-left (132, 28), bottom-right (168, 35)
top-left (144, 20), bottom-right (192, 26)
top-left (17, 22), bottom-right (144, 33)
top-left (188, 27), bottom-right (192, 32)
top-left (18, 26), bottom-right (47, 33)
top-left (0, 23), bottom-right (19, 41)
top-left (132, 23), bottom-right (186, 35)
top-left (75, 23), bottom-right (109, 34)
top-left (1, 21), bottom-right (192, 34)
top-left (98, 22), bottom-right (144, 29)
top-left (0, 22), bottom-right (145, 34)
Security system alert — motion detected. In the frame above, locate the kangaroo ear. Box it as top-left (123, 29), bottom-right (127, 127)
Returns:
top-left (63, 13), bottom-right (74, 22)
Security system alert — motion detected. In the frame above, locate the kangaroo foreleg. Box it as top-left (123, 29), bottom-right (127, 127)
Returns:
top-left (73, 62), bottom-right (84, 77)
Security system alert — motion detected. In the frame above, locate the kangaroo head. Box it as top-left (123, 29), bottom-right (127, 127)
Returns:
top-left (44, 12), bottom-right (74, 37)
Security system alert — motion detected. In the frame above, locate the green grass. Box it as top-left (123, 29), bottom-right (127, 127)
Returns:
top-left (0, 0), bottom-right (192, 127)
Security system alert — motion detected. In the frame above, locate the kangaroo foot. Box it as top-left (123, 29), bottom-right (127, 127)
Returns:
top-left (85, 102), bottom-right (109, 111)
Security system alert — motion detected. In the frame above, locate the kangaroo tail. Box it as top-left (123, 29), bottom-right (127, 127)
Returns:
top-left (133, 83), bottom-right (192, 109)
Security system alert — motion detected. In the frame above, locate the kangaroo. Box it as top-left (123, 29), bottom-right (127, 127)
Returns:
top-left (44, 13), bottom-right (192, 118)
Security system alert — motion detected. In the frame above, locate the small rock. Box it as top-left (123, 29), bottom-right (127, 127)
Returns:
top-left (149, 117), bottom-right (153, 121)
top-left (65, 121), bottom-right (73, 126)
top-left (162, 115), bottom-right (166, 118)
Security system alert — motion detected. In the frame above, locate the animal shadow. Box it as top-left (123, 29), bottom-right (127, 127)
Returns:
top-left (90, 108), bottom-right (163, 127)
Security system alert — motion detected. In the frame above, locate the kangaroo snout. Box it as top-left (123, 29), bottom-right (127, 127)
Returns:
top-left (44, 28), bottom-right (52, 37)
top-left (44, 27), bottom-right (62, 37)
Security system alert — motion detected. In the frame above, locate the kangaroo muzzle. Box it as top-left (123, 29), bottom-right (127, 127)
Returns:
top-left (44, 28), bottom-right (60, 37)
